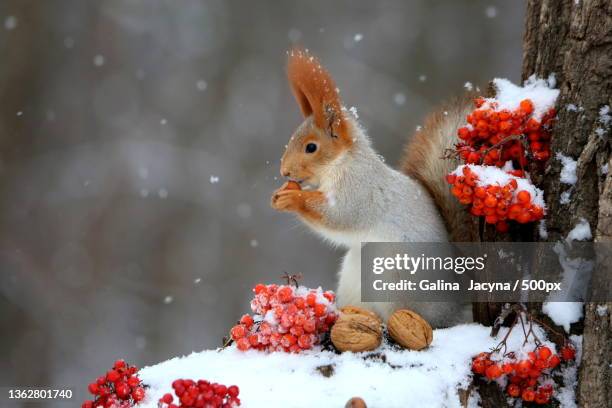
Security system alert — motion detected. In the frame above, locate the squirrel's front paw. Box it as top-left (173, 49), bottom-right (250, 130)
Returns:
top-left (271, 189), bottom-right (304, 212)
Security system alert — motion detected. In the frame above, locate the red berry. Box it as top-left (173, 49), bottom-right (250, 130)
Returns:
top-left (517, 190), bottom-right (531, 204)
top-left (253, 283), bottom-right (266, 294)
top-left (160, 393), bottom-right (174, 404)
top-left (277, 286), bottom-right (293, 303)
top-left (132, 387), bottom-right (145, 402)
top-left (230, 324), bottom-right (247, 340)
top-left (522, 387), bottom-right (536, 402)
top-left (549, 354), bottom-right (561, 368)
top-left (113, 359), bottom-right (126, 370)
top-left (115, 382), bottom-right (130, 400)
top-left (306, 293), bottom-right (317, 307)
top-left (106, 370), bottom-right (120, 382)
top-left (239, 314), bottom-right (254, 328)
top-left (127, 376), bottom-right (140, 387)
top-left (485, 364), bottom-right (502, 379)
top-left (228, 385), bottom-right (240, 398)
top-left (520, 99), bottom-right (534, 115)
top-left (87, 383), bottom-right (99, 395)
top-left (236, 338), bottom-right (250, 351)
top-left (507, 384), bottom-right (520, 397)
top-left (561, 345), bottom-right (576, 361)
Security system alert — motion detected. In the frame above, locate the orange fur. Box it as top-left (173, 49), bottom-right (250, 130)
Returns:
top-left (287, 48), bottom-right (350, 143)
top-left (271, 188), bottom-right (326, 224)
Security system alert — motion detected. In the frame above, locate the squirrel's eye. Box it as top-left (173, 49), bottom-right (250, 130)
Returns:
top-left (305, 143), bottom-right (317, 153)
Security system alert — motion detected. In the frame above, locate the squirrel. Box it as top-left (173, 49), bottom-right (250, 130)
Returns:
top-left (271, 49), bottom-right (476, 327)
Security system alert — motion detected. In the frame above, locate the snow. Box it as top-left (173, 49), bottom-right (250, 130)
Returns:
top-left (599, 105), bottom-right (611, 126)
top-left (353, 33), bottom-right (363, 42)
top-left (464, 82), bottom-right (474, 91)
top-left (560, 190), bottom-right (571, 205)
top-left (393, 92), bottom-right (406, 106)
top-left (566, 218), bottom-right (592, 242)
top-left (4, 15), bottom-right (17, 30)
top-left (196, 80), bottom-right (208, 91)
top-left (451, 164), bottom-right (546, 207)
top-left (596, 305), bottom-right (608, 316)
top-left (93, 54), bottom-right (105, 67)
top-left (210, 175), bottom-right (220, 184)
top-left (542, 302), bottom-right (583, 333)
top-left (485, 6), bottom-right (498, 18)
top-left (138, 323), bottom-right (555, 408)
top-left (557, 153), bottom-right (578, 185)
top-left (485, 76), bottom-right (559, 121)
top-left (538, 220), bottom-right (548, 239)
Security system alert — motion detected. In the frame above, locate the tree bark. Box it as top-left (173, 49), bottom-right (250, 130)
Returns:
top-left (522, 1), bottom-right (611, 407)
top-left (476, 1), bottom-right (611, 406)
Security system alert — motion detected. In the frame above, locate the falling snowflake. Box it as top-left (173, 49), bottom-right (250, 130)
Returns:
top-left (210, 175), bottom-right (219, 184)
top-left (196, 79), bottom-right (208, 91)
top-left (93, 54), bottom-right (105, 67)
top-left (4, 16), bottom-right (17, 30)
top-left (485, 6), bottom-right (498, 18)
top-left (393, 93), bottom-right (406, 106)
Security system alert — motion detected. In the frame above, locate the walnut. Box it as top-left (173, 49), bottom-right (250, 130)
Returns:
top-left (339, 306), bottom-right (382, 324)
top-left (387, 309), bottom-right (433, 350)
top-left (331, 307), bottom-right (382, 352)
top-left (345, 397), bottom-right (367, 408)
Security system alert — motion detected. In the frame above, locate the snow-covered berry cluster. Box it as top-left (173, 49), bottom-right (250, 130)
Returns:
top-left (230, 283), bottom-right (338, 352)
top-left (447, 165), bottom-right (545, 232)
top-left (447, 78), bottom-right (559, 232)
top-left (457, 97), bottom-right (556, 166)
top-left (158, 379), bottom-right (240, 408)
top-left (82, 360), bottom-right (145, 408)
top-left (472, 344), bottom-right (576, 405)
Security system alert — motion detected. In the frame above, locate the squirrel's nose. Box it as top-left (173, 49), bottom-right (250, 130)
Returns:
top-left (281, 169), bottom-right (291, 178)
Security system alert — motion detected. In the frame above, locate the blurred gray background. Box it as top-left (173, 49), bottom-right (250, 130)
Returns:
top-left (0, 0), bottom-right (524, 406)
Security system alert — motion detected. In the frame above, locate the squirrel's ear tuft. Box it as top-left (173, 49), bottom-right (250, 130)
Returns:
top-left (287, 48), bottom-right (349, 141)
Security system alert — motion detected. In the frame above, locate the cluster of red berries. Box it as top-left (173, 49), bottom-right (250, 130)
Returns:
top-left (230, 283), bottom-right (338, 353)
top-left (457, 98), bottom-right (555, 166)
top-left (447, 166), bottom-right (545, 231)
top-left (448, 96), bottom-right (555, 231)
top-left (472, 344), bottom-right (576, 405)
top-left (158, 379), bottom-right (240, 408)
top-left (82, 360), bottom-right (145, 408)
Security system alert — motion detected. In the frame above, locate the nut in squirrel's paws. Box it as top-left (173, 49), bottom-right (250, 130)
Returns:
top-left (330, 306), bottom-right (382, 352)
top-left (271, 181), bottom-right (303, 212)
top-left (387, 309), bottom-right (433, 350)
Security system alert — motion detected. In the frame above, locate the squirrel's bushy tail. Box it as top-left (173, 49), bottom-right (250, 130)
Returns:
top-left (400, 95), bottom-right (479, 242)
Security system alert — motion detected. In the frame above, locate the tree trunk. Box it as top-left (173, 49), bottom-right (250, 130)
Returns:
top-left (476, 1), bottom-right (611, 406)
top-left (523, 0), bottom-right (611, 407)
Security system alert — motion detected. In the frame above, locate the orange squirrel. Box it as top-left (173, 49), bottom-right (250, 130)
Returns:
top-left (271, 49), bottom-right (475, 327)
